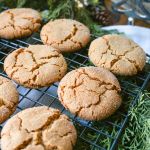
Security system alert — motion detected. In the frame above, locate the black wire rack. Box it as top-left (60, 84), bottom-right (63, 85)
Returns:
top-left (0, 31), bottom-right (150, 150)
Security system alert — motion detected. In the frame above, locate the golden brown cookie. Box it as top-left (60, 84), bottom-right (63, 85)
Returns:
top-left (88, 34), bottom-right (146, 76)
top-left (4, 45), bottom-right (67, 88)
top-left (58, 67), bottom-right (122, 121)
top-left (40, 19), bottom-right (90, 52)
top-left (0, 76), bottom-right (19, 124)
top-left (1, 106), bottom-right (77, 150)
top-left (0, 8), bottom-right (41, 39)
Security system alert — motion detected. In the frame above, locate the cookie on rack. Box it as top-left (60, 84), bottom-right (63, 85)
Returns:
top-left (0, 8), bottom-right (41, 39)
top-left (1, 106), bottom-right (77, 150)
top-left (4, 45), bottom-right (67, 88)
top-left (0, 76), bottom-right (19, 124)
top-left (88, 34), bottom-right (146, 76)
top-left (58, 66), bottom-right (122, 121)
top-left (40, 19), bottom-right (90, 52)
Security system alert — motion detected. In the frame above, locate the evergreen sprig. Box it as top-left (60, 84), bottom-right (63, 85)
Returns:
top-left (41, 0), bottom-right (74, 21)
top-left (74, 92), bottom-right (150, 150)
top-left (118, 92), bottom-right (150, 150)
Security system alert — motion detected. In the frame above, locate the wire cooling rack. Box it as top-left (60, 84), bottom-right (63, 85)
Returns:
top-left (0, 31), bottom-right (150, 150)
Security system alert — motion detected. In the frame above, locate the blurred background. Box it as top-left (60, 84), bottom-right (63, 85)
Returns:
top-left (0, 0), bottom-right (149, 27)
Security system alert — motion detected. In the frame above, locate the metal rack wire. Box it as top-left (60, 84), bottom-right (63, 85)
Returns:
top-left (0, 32), bottom-right (150, 150)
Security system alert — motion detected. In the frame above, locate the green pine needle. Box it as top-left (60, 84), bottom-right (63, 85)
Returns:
top-left (118, 92), bottom-right (150, 150)
top-left (41, 0), bottom-right (74, 21)
top-left (17, 0), bottom-right (27, 8)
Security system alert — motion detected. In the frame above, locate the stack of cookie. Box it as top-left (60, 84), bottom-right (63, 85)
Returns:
top-left (0, 8), bottom-right (146, 150)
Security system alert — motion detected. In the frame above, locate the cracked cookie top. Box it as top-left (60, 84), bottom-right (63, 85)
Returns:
top-left (4, 45), bottom-right (67, 88)
top-left (88, 34), bottom-right (146, 76)
top-left (0, 76), bottom-right (19, 124)
top-left (0, 8), bottom-right (41, 39)
top-left (1, 106), bottom-right (77, 150)
top-left (58, 67), bottom-right (122, 121)
top-left (40, 19), bottom-right (90, 52)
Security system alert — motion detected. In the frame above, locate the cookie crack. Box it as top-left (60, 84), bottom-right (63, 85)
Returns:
top-left (6, 48), bottom-right (63, 86)
top-left (29, 54), bottom-right (61, 72)
top-left (60, 24), bottom-right (78, 44)
top-left (110, 58), bottom-right (119, 68)
top-left (14, 113), bottom-right (61, 149)
top-left (102, 37), bottom-right (140, 71)
top-left (0, 24), bottom-right (13, 31)
top-left (17, 116), bottom-right (23, 131)
top-left (60, 131), bottom-right (73, 138)
top-left (22, 16), bottom-right (41, 24)
top-left (17, 112), bottom-right (60, 132)
top-left (46, 24), bottom-right (78, 46)
top-left (102, 37), bottom-right (120, 68)
top-left (74, 81), bottom-right (118, 116)
top-left (59, 77), bottom-right (84, 103)
top-left (32, 131), bottom-right (45, 147)
top-left (39, 53), bottom-right (61, 60)
top-left (15, 25), bottom-right (33, 34)
top-left (102, 37), bottom-right (136, 57)
top-left (41, 34), bottom-right (48, 44)
top-left (59, 69), bottom-right (120, 116)
top-left (47, 24), bottom-right (83, 48)
top-left (23, 61), bottom-right (59, 87)
top-left (70, 39), bottom-right (83, 48)
top-left (0, 97), bottom-right (5, 107)
top-left (0, 97), bottom-right (17, 110)
top-left (0, 12), bottom-right (20, 34)
top-left (124, 57), bottom-right (140, 71)
top-left (26, 70), bottom-right (40, 86)
top-left (6, 11), bottom-right (16, 30)
top-left (69, 24), bottom-right (83, 48)
top-left (9, 68), bottom-right (20, 78)
top-left (68, 77), bottom-right (84, 89)
top-left (25, 50), bottom-right (38, 65)
top-left (51, 131), bottom-right (73, 139)
top-left (8, 48), bottom-right (24, 69)
top-left (75, 89), bottom-right (108, 116)
top-left (5, 48), bottom-right (24, 78)
top-left (14, 138), bottom-right (32, 150)
top-left (81, 68), bottom-right (119, 91)
top-left (0, 79), bottom-right (9, 86)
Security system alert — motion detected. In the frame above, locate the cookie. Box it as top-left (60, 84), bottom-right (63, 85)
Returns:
top-left (0, 76), bottom-right (19, 124)
top-left (1, 106), bottom-right (77, 150)
top-left (4, 45), bottom-right (67, 88)
top-left (58, 67), bottom-right (122, 121)
top-left (0, 8), bottom-right (41, 39)
top-left (88, 34), bottom-right (146, 76)
top-left (40, 19), bottom-right (90, 52)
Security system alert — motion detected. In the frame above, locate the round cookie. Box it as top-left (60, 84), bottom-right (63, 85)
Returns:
top-left (1, 106), bottom-right (77, 150)
top-left (58, 67), bottom-right (122, 121)
top-left (88, 34), bottom-right (146, 76)
top-left (0, 76), bottom-right (19, 124)
top-left (40, 19), bottom-right (90, 52)
top-left (4, 45), bottom-right (67, 88)
top-left (0, 8), bottom-right (41, 39)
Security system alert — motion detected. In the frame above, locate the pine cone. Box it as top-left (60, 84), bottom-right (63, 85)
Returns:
top-left (89, 5), bottom-right (113, 26)
top-left (95, 10), bottom-right (113, 26)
